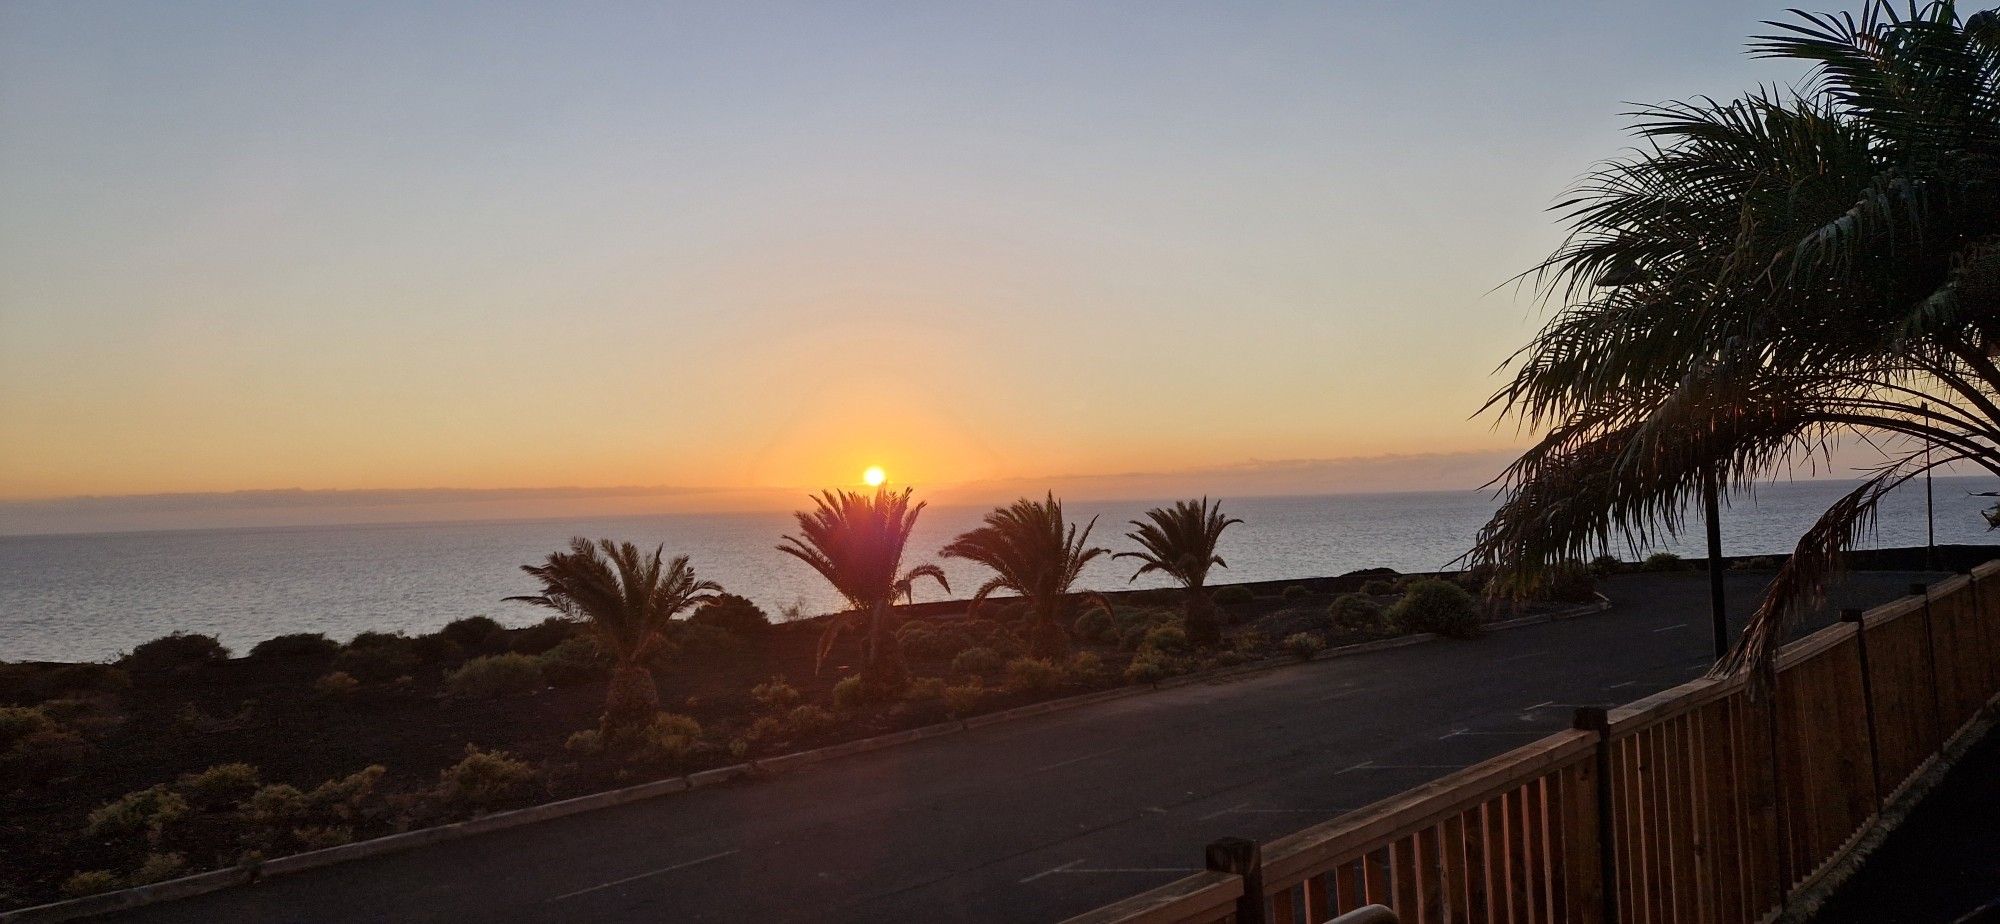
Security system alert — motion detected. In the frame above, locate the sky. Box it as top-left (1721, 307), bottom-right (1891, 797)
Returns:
top-left (0, 1), bottom-right (1814, 522)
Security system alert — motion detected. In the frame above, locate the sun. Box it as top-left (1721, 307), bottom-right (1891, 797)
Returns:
top-left (862, 465), bottom-right (887, 487)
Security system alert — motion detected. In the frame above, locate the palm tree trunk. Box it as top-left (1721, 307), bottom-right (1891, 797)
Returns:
top-left (861, 600), bottom-right (906, 692)
top-left (1184, 583), bottom-right (1220, 649)
top-left (1030, 599), bottom-right (1067, 659)
top-left (603, 659), bottom-right (660, 733)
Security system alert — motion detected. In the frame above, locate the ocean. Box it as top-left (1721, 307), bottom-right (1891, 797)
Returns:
top-left (3, 477), bottom-right (1995, 663)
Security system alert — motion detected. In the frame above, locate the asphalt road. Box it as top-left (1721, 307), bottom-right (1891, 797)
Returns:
top-left (104, 570), bottom-right (1938, 924)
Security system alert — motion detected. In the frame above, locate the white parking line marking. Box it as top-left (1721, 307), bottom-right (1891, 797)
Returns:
top-left (549, 849), bottom-right (740, 902)
top-left (1652, 623), bottom-right (1688, 633)
top-left (1338, 761), bottom-right (1465, 774)
top-left (1199, 801), bottom-right (1251, 821)
top-left (1019, 860), bottom-right (1082, 883)
top-left (1036, 747), bottom-right (1122, 773)
top-left (1523, 700), bottom-right (1556, 711)
top-left (1606, 680), bottom-right (1640, 690)
top-left (1441, 729), bottom-right (1546, 740)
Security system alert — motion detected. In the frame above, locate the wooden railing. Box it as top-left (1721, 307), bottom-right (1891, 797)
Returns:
top-left (1063, 562), bottom-right (2000, 924)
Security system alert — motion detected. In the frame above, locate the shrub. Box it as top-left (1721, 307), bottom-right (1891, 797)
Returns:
top-left (983, 625), bottom-right (1027, 657)
top-left (537, 636), bottom-right (609, 687)
top-left (626, 713), bottom-right (704, 765)
top-left (1141, 624), bottom-right (1190, 655)
top-left (314, 671), bottom-right (360, 696)
top-left (1281, 584), bottom-right (1312, 601)
top-left (943, 680), bottom-right (985, 717)
top-left (1117, 625), bottom-right (1150, 651)
top-left (509, 616), bottom-right (577, 655)
top-left (785, 704), bottom-right (838, 738)
top-left (666, 622), bottom-right (748, 661)
top-left (1123, 655), bottom-right (1171, 685)
top-left (335, 633), bottom-right (418, 682)
top-left (565, 729), bottom-right (603, 754)
top-left (440, 616), bottom-right (506, 651)
top-left (1231, 630), bottom-right (1267, 653)
top-left (6, 727), bottom-right (92, 779)
top-left (831, 674), bottom-right (878, 711)
top-left (951, 647), bottom-right (1005, 676)
top-left (750, 676), bottom-right (803, 712)
top-left (1328, 594), bottom-right (1386, 632)
top-left (1360, 579), bottom-right (1396, 596)
top-left (409, 633), bottom-right (464, 665)
top-left (120, 632), bottom-right (229, 674)
top-left (0, 705), bottom-right (56, 750)
top-left (307, 765), bottom-right (385, 820)
top-left (1388, 579), bottom-right (1483, 639)
top-left (1004, 657), bottom-right (1061, 694)
top-left (62, 871), bottom-right (121, 898)
top-left (1589, 554), bottom-right (1624, 575)
top-left (1071, 608), bottom-right (1114, 643)
top-left (131, 851), bottom-right (186, 885)
top-left (177, 763), bottom-right (261, 808)
top-left (1064, 652), bottom-right (1106, 685)
top-left (1733, 555), bottom-right (1781, 571)
top-left (1212, 585), bottom-right (1254, 607)
top-left (248, 633), bottom-right (339, 661)
top-left (898, 624), bottom-right (976, 660)
top-left (292, 826), bottom-right (354, 850)
top-left (904, 676), bottom-right (948, 702)
top-left (1215, 649), bottom-right (1247, 666)
top-left (1642, 551), bottom-right (1687, 572)
top-left (688, 594), bottom-right (771, 638)
top-left (435, 746), bottom-right (536, 810)
top-left (1535, 560), bottom-right (1598, 603)
top-left (1282, 632), bottom-right (1326, 660)
top-left (85, 785), bottom-right (188, 840)
top-left (446, 653), bottom-right (544, 698)
top-left (245, 784), bottom-right (308, 828)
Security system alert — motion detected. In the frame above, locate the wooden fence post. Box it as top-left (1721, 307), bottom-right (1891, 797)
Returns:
top-left (1842, 607), bottom-right (1885, 811)
top-left (1913, 582), bottom-right (1948, 749)
top-left (1573, 707), bottom-right (1618, 924)
top-left (1207, 837), bottom-right (1268, 924)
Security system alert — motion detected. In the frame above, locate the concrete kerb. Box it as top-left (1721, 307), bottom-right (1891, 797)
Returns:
top-left (0, 592), bottom-right (1615, 923)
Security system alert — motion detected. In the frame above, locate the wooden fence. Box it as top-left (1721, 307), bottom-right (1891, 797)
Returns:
top-left (1063, 563), bottom-right (2000, 924)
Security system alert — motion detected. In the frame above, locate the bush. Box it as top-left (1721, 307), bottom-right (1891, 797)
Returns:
top-left (1589, 554), bottom-right (1624, 575)
top-left (688, 594), bottom-right (771, 638)
top-left (1212, 585), bottom-right (1254, 607)
top-left (245, 784), bottom-right (308, 828)
top-left (1388, 579), bottom-right (1483, 639)
top-left (85, 785), bottom-right (188, 840)
top-left (131, 851), bottom-right (187, 885)
top-left (120, 632), bottom-right (229, 674)
top-left (982, 625), bottom-right (1027, 658)
top-left (904, 676), bottom-right (948, 702)
top-left (1214, 649), bottom-right (1247, 666)
top-left (62, 871), bottom-right (121, 898)
top-left (0, 705), bottom-right (56, 750)
top-left (1004, 657), bottom-right (1062, 694)
top-left (1123, 655), bottom-right (1171, 685)
top-left (1117, 625), bottom-right (1150, 651)
top-left (335, 633), bottom-right (418, 682)
top-left (1140, 624), bottom-right (1190, 655)
top-left (314, 671), bottom-right (360, 696)
top-left (1360, 579), bottom-right (1396, 596)
top-left (307, 765), bottom-right (385, 821)
top-left (248, 633), bottom-right (339, 661)
top-left (537, 636), bottom-right (609, 687)
top-left (1642, 551), bottom-right (1687, 572)
top-left (446, 653), bottom-right (544, 698)
top-left (409, 633), bottom-right (464, 665)
top-left (943, 680), bottom-right (984, 717)
top-left (435, 746), bottom-right (536, 810)
top-left (751, 676), bottom-right (803, 712)
top-left (1328, 593), bottom-right (1386, 632)
top-left (951, 647), bottom-right (1005, 676)
top-left (626, 713), bottom-right (704, 765)
top-left (1281, 584), bottom-right (1312, 601)
top-left (178, 763), bottom-right (261, 808)
top-left (1282, 632), bottom-right (1326, 660)
top-left (1064, 651), bottom-right (1107, 684)
top-left (666, 622), bottom-right (748, 661)
top-left (440, 616), bottom-right (506, 651)
top-left (565, 729), bottom-right (604, 754)
top-left (1071, 608), bottom-right (1115, 643)
top-left (1535, 560), bottom-right (1597, 603)
top-left (509, 616), bottom-right (578, 655)
top-left (898, 624), bottom-right (976, 660)
top-left (292, 826), bottom-right (354, 850)
top-left (831, 674), bottom-right (883, 711)
top-left (784, 704), bottom-right (838, 738)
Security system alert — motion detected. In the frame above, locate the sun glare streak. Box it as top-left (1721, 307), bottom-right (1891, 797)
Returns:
top-left (863, 466), bottom-right (887, 487)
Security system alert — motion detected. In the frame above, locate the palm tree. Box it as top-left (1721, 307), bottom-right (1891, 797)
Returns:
top-left (1471, 2), bottom-right (2000, 673)
top-left (778, 486), bottom-right (948, 689)
top-left (506, 538), bottom-right (721, 732)
top-left (941, 493), bottom-right (1114, 659)
top-left (1117, 498), bottom-right (1242, 648)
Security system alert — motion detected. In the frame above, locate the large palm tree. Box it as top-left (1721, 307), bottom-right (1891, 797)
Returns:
top-left (1117, 498), bottom-right (1242, 649)
top-left (941, 493), bottom-right (1114, 659)
top-left (778, 486), bottom-right (948, 689)
top-left (506, 538), bottom-right (721, 732)
top-left (1472, 2), bottom-right (2000, 673)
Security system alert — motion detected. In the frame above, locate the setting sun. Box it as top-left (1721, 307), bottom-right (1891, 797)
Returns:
top-left (862, 466), bottom-right (887, 487)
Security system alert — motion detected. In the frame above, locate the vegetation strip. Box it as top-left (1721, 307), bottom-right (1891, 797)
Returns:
top-left (0, 593), bottom-right (1610, 923)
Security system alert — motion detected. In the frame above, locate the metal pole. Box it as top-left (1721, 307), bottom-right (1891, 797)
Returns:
top-left (1925, 403), bottom-right (1937, 571)
top-left (1704, 467), bottom-right (1728, 660)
